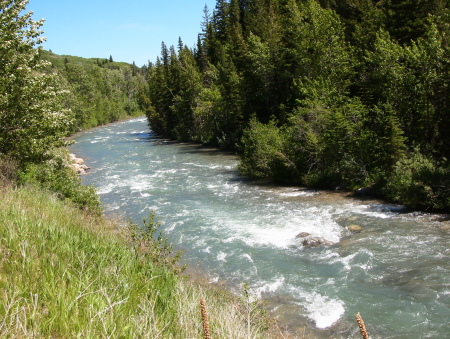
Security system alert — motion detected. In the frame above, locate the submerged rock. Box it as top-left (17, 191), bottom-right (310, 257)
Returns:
top-left (347, 225), bottom-right (363, 233)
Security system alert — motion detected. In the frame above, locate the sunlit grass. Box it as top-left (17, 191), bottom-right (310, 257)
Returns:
top-left (0, 185), bottom-right (284, 338)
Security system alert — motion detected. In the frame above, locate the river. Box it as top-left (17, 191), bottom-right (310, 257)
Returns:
top-left (69, 117), bottom-right (450, 338)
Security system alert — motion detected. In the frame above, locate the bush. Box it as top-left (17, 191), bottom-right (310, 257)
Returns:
top-left (18, 153), bottom-right (101, 215)
top-left (238, 118), bottom-right (297, 182)
top-left (129, 212), bottom-right (184, 273)
top-left (385, 150), bottom-right (450, 210)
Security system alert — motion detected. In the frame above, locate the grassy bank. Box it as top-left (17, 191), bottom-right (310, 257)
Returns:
top-left (0, 184), bottom-right (281, 338)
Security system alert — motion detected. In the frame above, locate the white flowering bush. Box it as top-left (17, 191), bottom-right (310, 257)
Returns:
top-left (0, 0), bottom-right (73, 163)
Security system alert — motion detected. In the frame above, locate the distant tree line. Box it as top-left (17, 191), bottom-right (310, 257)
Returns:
top-left (141, 0), bottom-right (450, 211)
top-left (41, 50), bottom-right (146, 131)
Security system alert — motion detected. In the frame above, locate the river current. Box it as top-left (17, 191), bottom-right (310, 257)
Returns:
top-left (70, 117), bottom-right (450, 338)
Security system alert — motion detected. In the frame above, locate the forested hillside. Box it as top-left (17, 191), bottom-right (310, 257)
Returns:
top-left (40, 50), bottom-right (146, 131)
top-left (142, 0), bottom-right (450, 211)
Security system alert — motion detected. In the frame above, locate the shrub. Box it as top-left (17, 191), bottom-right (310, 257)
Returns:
top-left (385, 150), bottom-right (450, 210)
top-left (238, 118), bottom-right (296, 182)
top-left (18, 153), bottom-right (101, 215)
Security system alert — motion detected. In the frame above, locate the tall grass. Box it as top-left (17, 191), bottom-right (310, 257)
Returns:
top-left (0, 185), bottom-right (282, 338)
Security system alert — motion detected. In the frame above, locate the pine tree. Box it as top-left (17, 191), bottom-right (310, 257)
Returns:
top-left (177, 36), bottom-right (184, 52)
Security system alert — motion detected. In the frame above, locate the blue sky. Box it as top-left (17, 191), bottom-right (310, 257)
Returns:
top-left (28, 0), bottom-right (217, 67)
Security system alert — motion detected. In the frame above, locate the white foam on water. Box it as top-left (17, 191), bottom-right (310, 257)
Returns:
top-left (246, 211), bottom-right (341, 248)
top-left (97, 183), bottom-right (115, 195)
top-left (292, 291), bottom-right (345, 329)
top-left (241, 253), bottom-right (254, 263)
top-left (209, 275), bottom-right (220, 283)
top-left (126, 174), bottom-right (155, 192)
top-left (254, 276), bottom-right (285, 297)
top-left (304, 293), bottom-right (345, 329)
top-left (217, 251), bottom-right (227, 262)
top-left (215, 181), bottom-right (240, 196)
top-left (350, 203), bottom-right (405, 219)
top-left (193, 237), bottom-right (209, 250)
top-left (90, 136), bottom-right (111, 144)
top-left (105, 203), bottom-right (121, 211)
top-left (279, 190), bottom-right (318, 197)
top-left (122, 117), bottom-right (147, 124)
top-left (203, 204), bottom-right (344, 251)
top-left (206, 183), bottom-right (220, 190)
top-left (323, 248), bottom-right (375, 274)
top-left (164, 220), bottom-right (183, 233)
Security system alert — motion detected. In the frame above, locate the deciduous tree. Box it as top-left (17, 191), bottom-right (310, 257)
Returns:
top-left (0, 0), bottom-right (72, 163)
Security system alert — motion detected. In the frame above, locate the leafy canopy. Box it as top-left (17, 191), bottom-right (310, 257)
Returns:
top-left (0, 0), bottom-right (73, 163)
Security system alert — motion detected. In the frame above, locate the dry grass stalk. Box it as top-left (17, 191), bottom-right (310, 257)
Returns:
top-left (356, 312), bottom-right (369, 339)
top-left (200, 298), bottom-right (211, 339)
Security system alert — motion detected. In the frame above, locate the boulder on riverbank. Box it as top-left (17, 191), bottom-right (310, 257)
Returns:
top-left (68, 154), bottom-right (89, 175)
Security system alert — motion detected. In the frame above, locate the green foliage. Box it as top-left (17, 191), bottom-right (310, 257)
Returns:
top-left (0, 185), bottom-right (179, 338)
top-left (0, 0), bottom-right (72, 163)
top-left (193, 84), bottom-right (223, 144)
top-left (145, 0), bottom-right (450, 210)
top-left (40, 50), bottom-right (146, 131)
top-left (129, 212), bottom-right (184, 273)
top-left (239, 118), bottom-right (295, 181)
top-left (385, 151), bottom-right (450, 210)
top-left (17, 151), bottom-right (101, 215)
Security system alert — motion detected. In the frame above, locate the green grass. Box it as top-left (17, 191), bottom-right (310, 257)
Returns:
top-left (0, 185), bottom-right (282, 338)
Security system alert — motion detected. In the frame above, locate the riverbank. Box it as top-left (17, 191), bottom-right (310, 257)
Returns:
top-left (0, 183), bottom-right (292, 338)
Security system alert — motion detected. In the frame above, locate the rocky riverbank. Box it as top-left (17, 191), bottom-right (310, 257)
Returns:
top-left (68, 153), bottom-right (90, 174)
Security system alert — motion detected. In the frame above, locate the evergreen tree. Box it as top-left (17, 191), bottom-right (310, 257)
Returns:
top-left (144, 0), bottom-right (450, 209)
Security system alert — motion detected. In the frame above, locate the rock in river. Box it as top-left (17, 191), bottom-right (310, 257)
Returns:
top-left (296, 232), bottom-right (333, 247)
top-left (302, 237), bottom-right (333, 247)
top-left (347, 225), bottom-right (363, 233)
top-left (296, 232), bottom-right (311, 238)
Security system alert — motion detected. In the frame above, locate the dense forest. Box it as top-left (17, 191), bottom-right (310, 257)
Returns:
top-left (142, 0), bottom-right (450, 211)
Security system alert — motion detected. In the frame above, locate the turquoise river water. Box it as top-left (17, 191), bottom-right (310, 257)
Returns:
top-left (70, 117), bottom-right (450, 338)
